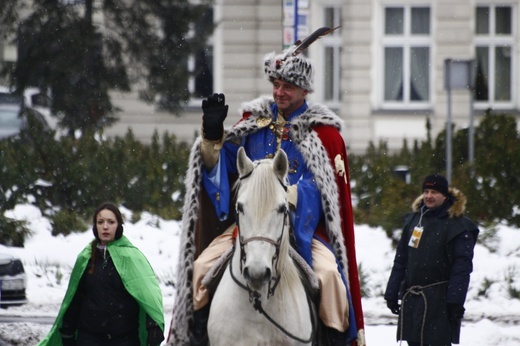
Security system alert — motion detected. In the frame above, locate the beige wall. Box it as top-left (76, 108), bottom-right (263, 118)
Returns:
top-left (343, 0), bottom-right (373, 153)
top-left (215, 0), bottom-right (283, 123)
top-left (69, 0), bottom-right (520, 153)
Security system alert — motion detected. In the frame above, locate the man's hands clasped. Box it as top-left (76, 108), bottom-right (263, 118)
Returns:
top-left (202, 93), bottom-right (228, 141)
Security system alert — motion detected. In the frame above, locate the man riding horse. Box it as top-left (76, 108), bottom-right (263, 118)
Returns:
top-left (167, 27), bottom-right (365, 346)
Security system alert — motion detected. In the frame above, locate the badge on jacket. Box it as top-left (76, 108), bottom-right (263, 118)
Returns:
top-left (408, 226), bottom-right (424, 248)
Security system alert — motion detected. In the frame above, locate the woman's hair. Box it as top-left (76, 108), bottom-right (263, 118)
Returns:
top-left (89, 202), bottom-right (124, 274)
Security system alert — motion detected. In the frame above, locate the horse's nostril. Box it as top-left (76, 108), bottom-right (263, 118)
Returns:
top-left (263, 268), bottom-right (271, 282)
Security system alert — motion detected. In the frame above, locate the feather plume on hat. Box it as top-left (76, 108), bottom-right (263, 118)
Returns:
top-left (264, 26), bottom-right (340, 92)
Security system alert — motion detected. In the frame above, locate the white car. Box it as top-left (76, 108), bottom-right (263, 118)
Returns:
top-left (0, 252), bottom-right (27, 306)
top-left (0, 102), bottom-right (50, 140)
top-left (0, 86), bottom-right (53, 140)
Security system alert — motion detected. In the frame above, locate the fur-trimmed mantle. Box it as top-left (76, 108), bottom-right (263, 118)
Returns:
top-left (167, 96), bottom-right (352, 345)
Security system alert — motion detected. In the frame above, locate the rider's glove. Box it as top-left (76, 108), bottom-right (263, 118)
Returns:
top-left (202, 93), bottom-right (228, 141)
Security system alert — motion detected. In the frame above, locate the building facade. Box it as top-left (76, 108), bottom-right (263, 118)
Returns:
top-left (211, 0), bottom-right (520, 154)
top-left (1, 0), bottom-right (519, 154)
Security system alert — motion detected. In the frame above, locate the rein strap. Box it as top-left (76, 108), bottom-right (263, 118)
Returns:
top-left (229, 246), bottom-right (315, 344)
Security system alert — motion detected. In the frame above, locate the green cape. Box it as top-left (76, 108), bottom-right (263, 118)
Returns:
top-left (38, 235), bottom-right (164, 345)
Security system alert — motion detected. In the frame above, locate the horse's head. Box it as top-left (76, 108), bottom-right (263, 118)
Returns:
top-left (235, 147), bottom-right (289, 293)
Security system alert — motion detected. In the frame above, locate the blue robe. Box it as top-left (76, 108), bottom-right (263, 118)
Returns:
top-left (202, 101), bottom-right (321, 264)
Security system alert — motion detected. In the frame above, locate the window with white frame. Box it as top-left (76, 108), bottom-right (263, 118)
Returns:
top-left (474, 5), bottom-right (515, 108)
top-left (323, 6), bottom-right (342, 103)
top-left (382, 6), bottom-right (431, 109)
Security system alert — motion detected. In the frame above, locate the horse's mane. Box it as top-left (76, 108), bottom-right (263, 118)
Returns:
top-left (235, 160), bottom-right (286, 220)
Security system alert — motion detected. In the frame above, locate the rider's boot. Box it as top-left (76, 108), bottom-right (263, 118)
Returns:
top-left (324, 326), bottom-right (349, 346)
top-left (189, 305), bottom-right (210, 346)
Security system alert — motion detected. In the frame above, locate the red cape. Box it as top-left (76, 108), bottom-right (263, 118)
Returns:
top-left (315, 125), bottom-right (365, 340)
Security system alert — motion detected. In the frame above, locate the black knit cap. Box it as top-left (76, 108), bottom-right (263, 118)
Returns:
top-left (422, 174), bottom-right (449, 196)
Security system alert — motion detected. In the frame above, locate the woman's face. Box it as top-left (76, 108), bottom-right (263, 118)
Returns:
top-left (96, 209), bottom-right (118, 245)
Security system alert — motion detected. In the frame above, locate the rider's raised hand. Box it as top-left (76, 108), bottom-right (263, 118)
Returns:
top-left (202, 93), bottom-right (228, 141)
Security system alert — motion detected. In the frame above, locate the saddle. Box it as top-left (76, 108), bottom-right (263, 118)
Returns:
top-left (201, 244), bottom-right (320, 305)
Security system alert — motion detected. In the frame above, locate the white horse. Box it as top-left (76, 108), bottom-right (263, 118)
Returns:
top-left (207, 147), bottom-right (316, 345)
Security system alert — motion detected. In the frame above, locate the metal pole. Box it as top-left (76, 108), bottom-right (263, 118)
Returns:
top-left (468, 61), bottom-right (475, 176)
top-left (468, 90), bottom-right (474, 167)
top-left (294, 0), bottom-right (299, 42)
top-left (446, 61), bottom-right (452, 184)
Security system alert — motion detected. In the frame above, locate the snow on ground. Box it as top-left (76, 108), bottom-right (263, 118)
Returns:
top-left (1, 204), bottom-right (520, 345)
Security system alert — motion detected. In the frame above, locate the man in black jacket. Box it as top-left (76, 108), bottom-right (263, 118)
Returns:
top-left (384, 174), bottom-right (479, 346)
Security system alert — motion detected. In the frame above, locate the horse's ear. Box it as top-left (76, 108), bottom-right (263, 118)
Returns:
top-left (273, 149), bottom-right (289, 181)
top-left (237, 147), bottom-right (254, 177)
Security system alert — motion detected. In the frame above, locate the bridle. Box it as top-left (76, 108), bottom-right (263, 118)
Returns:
top-left (236, 206), bottom-right (287, 299)
top-left (234, 167), bottom-right (288, 298)
top-left (228, 168), bottom-right (315, 344)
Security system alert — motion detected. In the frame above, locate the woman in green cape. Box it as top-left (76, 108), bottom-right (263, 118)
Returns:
top-left (39, 202), bottom-right (165, 346)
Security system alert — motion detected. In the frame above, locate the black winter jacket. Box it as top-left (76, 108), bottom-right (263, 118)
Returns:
top-left (384, 187), bottom-right (479, 345)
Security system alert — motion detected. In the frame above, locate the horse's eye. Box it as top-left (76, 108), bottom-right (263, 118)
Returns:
top-left (236, 203), bottom-right (244, 214)
top-left (277, 205), bottom-right (287, 214)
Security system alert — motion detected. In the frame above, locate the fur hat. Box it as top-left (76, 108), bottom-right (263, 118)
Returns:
top-left (264, 51), bottom-right (314, 92)
top-left (422, 174), bottom-right (449, 196)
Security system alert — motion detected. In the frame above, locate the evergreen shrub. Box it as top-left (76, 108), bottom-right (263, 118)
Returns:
top-left (0, 124), bottom-right (189, 243)
top-left (1, 109), bottom-right (519, 246)
top-left (349, 110), bottom-right (520, 238)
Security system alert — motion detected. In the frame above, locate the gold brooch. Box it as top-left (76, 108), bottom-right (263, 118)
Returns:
top-left (256, 117), bottom-right (272, 128)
